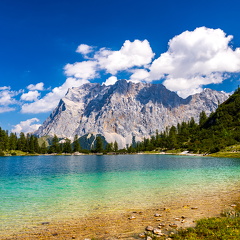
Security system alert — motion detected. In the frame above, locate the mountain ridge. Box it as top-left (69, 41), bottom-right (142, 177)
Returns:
top-left (35, 80), bottom-right (229, 148)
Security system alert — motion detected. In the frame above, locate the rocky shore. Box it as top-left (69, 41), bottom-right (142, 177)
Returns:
top-left (1, 189), bottom-right (239, 240)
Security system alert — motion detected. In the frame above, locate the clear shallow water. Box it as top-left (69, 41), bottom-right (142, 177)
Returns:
top-left (0, 154), bottom-right (240, 232)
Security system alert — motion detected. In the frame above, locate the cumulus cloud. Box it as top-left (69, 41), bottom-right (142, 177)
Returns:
top-left (11, 118), bottom-right (41, 134)
top-left (65, 40), bottom-right (154, 79)
top-left (129, 69), bottom-right (150, 83)
top-left (0, 90), bottom-right (16, 106)
top-left (102, 76), bottom-right (118, 86)
top-left (64, 61), bottom-right (98, 79)
top-left (0, 88), bottom-right (20, 113)
top-left (20, 91), bottom-right (40, 101)
top-left (148, 27), bottom-right (240, 97)
top-left (21, 78), bottom-right (89, 113)
top-left (18, 29), bottom-right (240, 114)
top-left (94, 40), bottom-right (155, 75)
top-left (27, 82), bottom-right (44, 91)
top-left (76, 44), bottom-right (93, 55)
top-left (0, 106), bottom-right (16, 113)
top-left (0, 86), bottom-right (11, 90)
top-left (163, 73), bottom-right (226, 98)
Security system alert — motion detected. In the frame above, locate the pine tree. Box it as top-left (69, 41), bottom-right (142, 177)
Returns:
top-left (113, 140), bottom-right (118, 152)
top-left (49, 135), bottom-right (60, 153)
top-left (63, 138), bottom-right (72, 153)
top-left (33, 136), bottom-right (40, 153)
top-left (40, 142), bottom-right (48, 154)
top-left (9, 132), bottom-right (17, 150)
top-left (73, 134), bottom-right (81, 152)
top-left (106, 142), bottom-right (113, 152)
top-left (28, 134), bottom-right (35, 153)
top-left (168, 126), bottom-right (178, 149)
top-left (199, 111), bottom-right (207, 126)
top-left (17, 132), bottom-right (27, 151)
top-left (95, 136), bottom-right (103, 153)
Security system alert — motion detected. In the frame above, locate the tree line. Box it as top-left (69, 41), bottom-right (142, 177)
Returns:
top-left (126, 87), bottom-right (240, 154)
top-left (1, 87), bottom-right (239, 156)
top-left (0, 130), bottom-right (43, 155)
top-left (0, 131), bottom-right (119, 155)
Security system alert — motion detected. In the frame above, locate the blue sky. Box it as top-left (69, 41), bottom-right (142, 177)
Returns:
top-left (1, 0), bottom-right (240, 133)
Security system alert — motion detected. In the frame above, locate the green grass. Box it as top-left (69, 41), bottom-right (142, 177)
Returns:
top-left (172, 205), bottom-right (240, 240)
top-left (209, 144), bottom-right (240, 158)
top-left (173, 217), bottom-right (240, 240)
top-left (210, 152), bottom-right (240, 158)
top-left (144, 206), bottom-right (240, 240)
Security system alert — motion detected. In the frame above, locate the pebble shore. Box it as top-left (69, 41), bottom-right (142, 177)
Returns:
top-left (1, 189), bottom-right (239, 240)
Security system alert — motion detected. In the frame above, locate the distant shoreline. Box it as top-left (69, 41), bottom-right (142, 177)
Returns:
top-left (2, 150), bottom-right (240, 158)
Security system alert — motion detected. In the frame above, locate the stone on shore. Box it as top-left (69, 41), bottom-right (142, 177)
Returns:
top-left (145, 226), bottom-right (154, 231)
top-left (153, 228), bottom-right (163, 235)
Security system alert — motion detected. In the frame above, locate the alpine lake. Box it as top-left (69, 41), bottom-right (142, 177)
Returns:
top-left (0, 154), bottom-right (240, 239)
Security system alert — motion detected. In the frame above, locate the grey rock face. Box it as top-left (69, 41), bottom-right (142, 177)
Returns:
top-left (35, 80), bottom-right (229, 148)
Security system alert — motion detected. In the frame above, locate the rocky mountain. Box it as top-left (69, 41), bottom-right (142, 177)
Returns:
top-left (35, 80), bottom-right (229, 148)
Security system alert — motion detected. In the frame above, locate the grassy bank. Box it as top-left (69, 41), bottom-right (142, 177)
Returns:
top-left (173, 217), bottom-right (240, 239)
top-left (209, 144), bottom-right (240, 158)
top-left (144, 205), bottom-right (240, 240)
top-left (209, 152), bottom-right (240, 158)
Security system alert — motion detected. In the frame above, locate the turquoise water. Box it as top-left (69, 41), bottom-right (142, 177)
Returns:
top-left (0, 154), bottom-right (240, 233)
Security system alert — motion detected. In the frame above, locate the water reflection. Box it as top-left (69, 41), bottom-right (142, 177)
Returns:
top-left (0, 154), bottom-right (240, 178)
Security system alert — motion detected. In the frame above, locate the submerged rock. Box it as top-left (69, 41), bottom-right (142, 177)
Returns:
top-left (41, 222), bottom-right (50, 225)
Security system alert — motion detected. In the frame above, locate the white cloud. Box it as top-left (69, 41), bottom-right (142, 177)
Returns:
top-left (76, 44), bottom-right (93, 55)
top-left (163, 73), bottom-right (226, 98)
top-left (20, 91), bottom-right (40, 101)
top-left (102, 76), bottom-right (118, 86)
top-left (21, 78), bottom-right (89, 113)
top-left (18, 29), bottom-right (240, 115)
top-left (64, 61), bottom-right (98, 79)
top-left (129, 69), bottom-right (150, 83)
top-left (0, 86), bottom-right (11, 90)
top-left (95, 40), bottom-right (155, 75)
top-left (0, 89), bottom-right (18, 106)
top-left (27, 82), bottom-right (44, 91)
top-left (0, 106), bottom-right (15, 113)
top-left (148, 27), bottom-right (240, 97)
top-left (11, 118), bottom-right (41, 134)
top-left (0, 87), bottom-right (22, 113)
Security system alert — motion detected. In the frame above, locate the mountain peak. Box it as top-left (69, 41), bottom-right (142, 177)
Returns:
top-left (35, 81), bottom-right (229, 148)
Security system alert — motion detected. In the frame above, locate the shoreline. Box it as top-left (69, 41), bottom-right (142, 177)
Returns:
top-left (2, 150), bottom-right (240, 158)
top-left (1, 189), bottom-right (239, 240)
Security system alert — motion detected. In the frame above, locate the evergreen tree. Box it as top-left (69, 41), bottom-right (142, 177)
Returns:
top-left (73, 134), bottom-right (81, 152)
top-left (168, 126), bottom-right (178, 149)
top-left (63, 138), bottom-right (72, 153)
top-left (48, 135), bottom-right (60, 153)
top-left (17, 132), bottom-right (27, 151)
top-left (0, 128), bottom-right (8, 151)
top-left (33, 136), bottom-right (40, 153)
top-left (131, 136), bottom-right (137, 148)
top-left (95, 136), bottom-right (103, 153)
top-left (199, 111), bottom-right (207, 126)
top-left (9, 132), bottom-right (17, 150)
top-left (28, 134), bottom-right (35, 153)
top-left (113, 140), bottom-right (118, 152)
top-left (40, 142), bottom-right (48, 154)
top-left (106, 142), bottom-right (113, 152)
